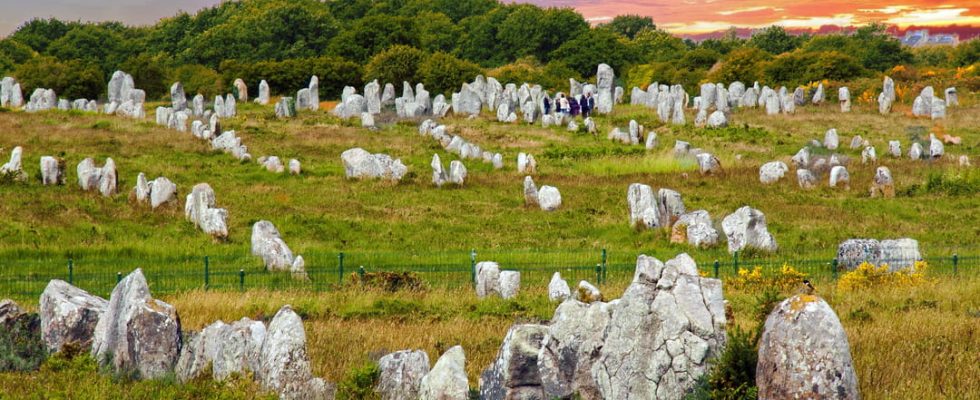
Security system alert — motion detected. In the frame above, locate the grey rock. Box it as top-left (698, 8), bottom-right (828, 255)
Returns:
top-left (498, 271), bottom-right (521, 300)
top-left (757, 295), bottom-right (858, 400)
top-left (256, 80), bottom-right (270, 105)
top-left (0, 146), bottom-right (27, 181)
top-left (888, 141), bottom-right (901, 157)
top-left (722, 206), bottom-right (777, 253)
top-left (538, 186), bottom-right (561, 211)
top-left (523, 176), bottom-right (539, 207)
top-left (170, 82), bottom-right (186, 111)
top-left (797, 169), bottom-right (817, 190)
top-left (548, 272), bottom-right (571, 302)
top-left (538, 299), bottom-right (612, 399)
top-left (431, 154), bottom-right (447, 187)
top-left (251, 220), bottom-right (297, 272)
top-left (909, 142), bottom-right (923, 160)
top-left (929, 135), bottom-right (944, 158)
top-left (475, 262), bottom-right (501, 299)
top-left (839, 87), bottom-right (851, 112)
top-left (696, 153), bottom-right (721, 175)
top-left (39, 156), bottom-right (63, 185)
top-left (829, 166), bottom-right (849, 189)
top-left (479, 324), bottom-right (549, 400)
top-left (760, 161), bottom-right (789, 184)
top-left (258, 306), bottom-right (333, 399)
top-left (671, 210), bottom-right (719, 248)
top-left (419, 346), bottom-right (468, 400)
top-left (91, 269), bottom-right (181, 379)
top-left (448, 160), bottom-right (466, 186)
top-left (341, 148), bottom-right (407, 181)
top-left (595, 64), bottom-right (614, 114)
top-left (39, 280), bottom-right (107, 353)
top-left (376, 350), bottom-right (430, 400)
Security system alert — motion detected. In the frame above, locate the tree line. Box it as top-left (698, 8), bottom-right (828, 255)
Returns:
top-left (0, 0), bottom-right (978, 101)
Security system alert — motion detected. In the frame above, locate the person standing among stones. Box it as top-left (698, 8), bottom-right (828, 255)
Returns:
top-left (558, 94), bottom-right (570, 115)
top-left (569, 96), bottom-right (580, 117)
top-left (543, 96), bottom-right (552, 115)
top-left (582, 92), bottom-right (594, 118)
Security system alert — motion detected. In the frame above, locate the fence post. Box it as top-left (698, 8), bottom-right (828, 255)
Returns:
top-left (67, 258), bottom-right (73, 285)
top-left (470, 249), bottom-right (477, 287)
top-left (204, 255), bottom-right (210, 290)
top-left (713, 260), bottom-right (720, 279)
top-left (238, 269), bottom-right (245, 291)
top-left (601, 249), bottom-right (608, 283)
top-left (832, 258), bottom-right (839, 280)
top-left (338, 252), bottom-right (345, 285)
top-left (358, 266), bottom-right (366, 280)
top-left (595, 264), bottom-right (602, 285)
top-left (952, 253), bottom-right (958, 276)
top-left (733, 251), bottom-right (739, 275)
top-left (116, 272), bottom-right (122, 283)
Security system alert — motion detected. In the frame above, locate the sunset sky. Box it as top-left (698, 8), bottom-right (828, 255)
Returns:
top-left (0, 0), bottom-right (978, 36)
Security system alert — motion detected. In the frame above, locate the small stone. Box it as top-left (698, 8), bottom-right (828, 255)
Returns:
top-left (759, 161), bottom-right (789, 184)
top-left (548, 272), bottom-right (571, 302)
top-left (829, 166), bottom-right (850, 189)
top-left (538, 185), bottom-right (561, 211)
top-left (870, 166), bottom-right (894, 198)
top-left (796, 169), bottom-right (817, 190)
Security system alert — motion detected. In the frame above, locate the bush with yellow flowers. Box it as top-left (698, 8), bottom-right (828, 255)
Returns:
top-left (836, 261), bottom-right (930, 291)
top-left (728, 264), bottom-right (809, 290)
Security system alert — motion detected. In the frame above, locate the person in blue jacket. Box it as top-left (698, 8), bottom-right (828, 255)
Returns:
top-left (543, 96), bottom-right (551, 115)
top-left (582, 92), bottom-right (595, 118)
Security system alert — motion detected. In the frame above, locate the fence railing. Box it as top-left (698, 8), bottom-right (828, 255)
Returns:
top-left (0, 248), bottom-right (975, 300)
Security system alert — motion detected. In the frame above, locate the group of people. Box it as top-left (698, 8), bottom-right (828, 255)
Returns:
top-left (543, 92), bottom-right (594, 118)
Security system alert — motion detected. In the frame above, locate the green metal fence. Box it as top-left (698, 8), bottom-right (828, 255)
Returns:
top-left (0, 248), bottom-right (975, 300)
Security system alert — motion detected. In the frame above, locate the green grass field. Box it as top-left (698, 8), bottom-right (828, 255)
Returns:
top-left (0, 93), bottom-right (978, 398)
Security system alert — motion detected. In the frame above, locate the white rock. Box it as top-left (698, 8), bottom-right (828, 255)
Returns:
top-left (39, 279), bottom-right (107, 353)
top-left (722, 206), bottom-right (778, 253)
top-left (258, 306), bottom-right (332, 399)
top-left (498, 271), bottom-right (521, 299)
top-left (419, 346), bottom-right (468, 400)
top-left (448, 160), bottom-right (466, 186)
top-left (829, 166), bottom-right (850, 189)
top-left (39, 156), bottom-right (63, 185)
top-left (759, 161), bottom-right (789, 184)
top-left (376, 350), bottom-right (430, 400)
top-left (548, 272), bottom-right (571, 302)
top-left (538, 185), bottom-right (561, 211)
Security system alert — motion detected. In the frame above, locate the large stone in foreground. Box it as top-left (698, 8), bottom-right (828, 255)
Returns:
top-left (39, 280), bottom-right (107, 353)
top-left (419, 346), bottom-right (469, 400)
top-left (176, 318), bottom-right (266, 382)
top-left (538, 299), bottom-right (612, 399)
top-left (592, 254), bottom-right (727, 399)
top-left (376, 349), bottom-right (430, 400)
top-left (91, 269), bottom-right (181, 379)
top-left (757, 295), bottom-right (859, 400)
top-left (341, 148), bottom-right (407, 181)
top-left (480, 324), bottom-right (549, 399)
top-left (258, 305), bottom-right (333, 399)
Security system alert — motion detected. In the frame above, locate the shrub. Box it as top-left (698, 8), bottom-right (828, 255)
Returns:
top-left (707, 47), bottom-right (771, 84)
top-left (418, 51), bottom-right (483, 95)
top-left (728, 265), bottom-right (808, 290)
top-left (363, 45), bottom-right (426, 87)
top-left (169, 64), bottom-right (223, 98)
top-left (487, 57), bottom-right (581, 92)
top-left (336, 362), bottom-right (381, 400)
top-left (837, 261), bottom-right (930, 291)
top-left (348, 271), bottom-right (426, 292)
top-left (221, 56), bottom-right (362, 100)
top-left (11, 56), bottom-right (104, 100)
top-left (0, 313), bottom-right (48, 372)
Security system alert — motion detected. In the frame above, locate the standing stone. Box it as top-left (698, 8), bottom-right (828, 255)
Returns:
top-left (365, 80), bottom-right (381, 114)
top-left (797, 169), bottom-right (817, 190)
top-left (706, 111), bottom-right (727, 128)
top-left (224, 93), bottom-right (236, 117)
top-left (548, 272), bottom-right (571, 302)
top-left (909, 142), bottom-right (923, 160)
top-left (40, 156), bottom-right (63, 185)
top-left (792, 147), bottom-right (811, 169)
top-left (308, 76), bottom-right (320, 111)
top-left (0, 146), bottom-right (26, 181)
top-left (945, 87), bottom-right (958, 107)
top-left (870, 166), bottom-right (894, 198)
top-left (376, 350), bottom-right (430, 400)
top-left (251, 220), bottom-right (299, 272)
top-left (812, 83), bottom-right (825, 104)
top-left (99, 158), bottom-right (117, 197)
top-left (839, 87), bottom-right (851, 112)
top-left (793, 87), bottom-right (806, 106)
top-left (671, 210), bottom-right (719, 248)
top-left (76, 158), bottom-right (101, 191)
top-left (498, 271), bottom-right (521, 299)
top-left (149, 177), bottom-right (177, 209)
top-left (930, 98), bottom-right (945, 120)
top-left (134, 173), bottom-right (151, 203)
top-left (849, 135), bottom-right (864, 150)
top-left (829, 166), bottom-right (850, 189)
top-left (595, 64), bottom-right (614, 114)
top-left (419, 346), bottom-right (468, 400)
top-left (523, 176), bottom-right (539, 207)
top-left (824, 129), bottom-right (839, 150)
top-left (479, 324), bottom-right (548, 400)
top-left (232, 78), bottom-right (248, 102)
top-left (722, 206), bottom-right (777, 253)
top-left (256, 80), bottom-right (270, 105)
top-left (341, 148), bottom-right (407, 181)
top-left (192, 94), bottom-right (205, 116)
top-left (628, 183), bottom-right (659, 229)
top-left (39, 280), bottom-right (107, 353)
top-left (170, 82), bottom-right (187, 111)
top-left (861, 146), bottom-right (877, 164)
top-left (592, 254), bottom-right (727, 399)
top-left (929, 135), bottom-right (944, 159)
top-left (538, 186), bottom-right (562, 211)
top-left (879, 76), bottom-right (895, 114)
top-left (431, 154), bottom-right (447, 187)
top-left (888, 140), bottom-right (901, 157)
top-left (475, 262), bottom-right (501, 299)
top-left (296, 88), bottom-right (311, 111)
top-left (517, 152), bottom-right (537, 174)
top-left (759, 161), bottom-right (789, 184)
top-left (657, 188), bottom-right (685, 227)
top-left (696, 153), bottom-right (721, 175)
top-left (91, 269), bottom-right (181, 379)
top-left (258, 306), bottom-right (332, 399)
top-left (538, 299), bottom-right (612, 399)
top-left (448, 160), bottom-right (466, 186)
top-left (757, 295), bottom-right (859, 400)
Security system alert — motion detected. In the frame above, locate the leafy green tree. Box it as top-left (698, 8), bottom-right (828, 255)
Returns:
top-left (363, 45), bottom-right (427, 88)
top-left (9, 18), bottom-right (74, 53)
top-left (12, 56), bottom-right (104, 99)
top-left (550, 28), bottom-right (635, 78)
top-left (851, 23), bottom-right (911, 71)
top-left (169, 64), bottom-right (224, 98)
top-left (911, 46), bottom-right (954, 68)
top-left (806, 51), bottom-right (866, 81)
top-left (951, 37), bottom-right (980, 67)
top-left (119, 53), bottom-right (171, 101)
top-left (0, 39), bottom-right (36, 76)
top-left (456, 8), bottom-right (513, 66)
top-left (328, 14), bottom-right (417, 64)
top-left (763, 50), bottom-right (809, 85)
top-left (495, 5), bottom-right (549, 61)
top-left (430, 0), bottom-right (498, 22)
top-left (602, 15), bottom-right (655, 39)
top-left (630, 29), bottom-right (686, 63)
top-left (418, 52), bottom-right (483, 95)
top-left (415, 11), bottom-right (461, 53)
top-left (749, 25), bottom-right (804, 55)
top-left (708, 47), bottom-right (772, 84)
top-left (679, 48), bottom-right (721, 71)
top-left (46, 25), bottom-right (128, 75)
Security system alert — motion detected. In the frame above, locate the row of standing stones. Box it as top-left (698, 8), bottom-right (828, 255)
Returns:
top-left (0, 253), bottom-right (861, 399)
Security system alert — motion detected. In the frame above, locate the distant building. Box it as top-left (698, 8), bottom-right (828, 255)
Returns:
top-left (901, 29), bottom-right (960, 47)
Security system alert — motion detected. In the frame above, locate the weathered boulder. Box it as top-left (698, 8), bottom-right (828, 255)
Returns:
top-left (341, 148), bottom-right (407, 181)
top-left (289, 159), bottom-right (301, 175)
top-left (170, 82), bottom-right (187, 111)
top-left (148, 177), bottom-right (177, 209)
top-left (258, 306), bottom-right (333, 399)
top-left (657, 188), bottom-right (685, 227)
top-left (538, 185), bottom-right (561, 211)
top-left (870, 166), bottom-right (894, 198)
top-left (706, 111), bottom-right (727, 128)
top-left (480, 324), bottom-right (549, 399)
top-left (757, 295), bottom-right (859, 400)
top-left (829, 166), bottom-right (850, 189)
top-left (431, 154), bottom-right (447, 187)
top-left (595, 64), bottom-right (614, 114)
top-left (862, 146), bottom-right (877, 164)
top-left (759, 161), bottom-right (789, 184)
top-left (538, 299), bottom-right (612, 399)
top-left (909, 142), bottom-right (923, 160)
top-left (592, 254), bottom-right (727, 399)
top-left (39, 156), bottom-right (63, 185)
top-left (184, 183), bottom-right (229, 239)
top-left (91, 269), bottom-right (181, 379)
top-left (376, 350), bottom-right (430, 400)
top-left (448, 160), bottom-right (466, 186)
top-left (1, 146), bottom-right (27, 181)
top-left (39, 280), bottom-right (107, 353)
top-left (670, 210), bottom-right (719, 248)
top-left (722, 206), bottom-right (778, 253)
top-left (839, 87), bottom-right (851, 112)
top-left (176, 318), bottom-right (266, 382)
top-left (523, 176), bottom-right (539, 207)
top-left (256, 80), bottom-right (270, 105)
top-left (251, 220), bottom-right (301, 273)
top-left (548, 272), bottom-right (571, 302)
top-left (498, 271), bottom-right (521, 299)
top-left (517, 152), bottom-right (537, 174)
top-left (837, 238), bottom-right (920, 271)
top-left (929, 135), bottom-right (944, 159)
top-left (262, 156), bottom-right (285, 173)
top-left (797, 169), bottom-right (817, 190)
top-left (696, 153), bottom-right (721, 175)
top-left (888, 140), bottom-right (901, 157)
top-left (419, 346), bottom-right (468, 400)
top-left (627, 183), bottom-right (659, 229)
top-left (475, 262), bottom-right (501, 299)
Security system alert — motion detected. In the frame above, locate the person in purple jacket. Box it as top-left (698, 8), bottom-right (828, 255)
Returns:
top-left (569, 96), bottom-right (580, 116)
